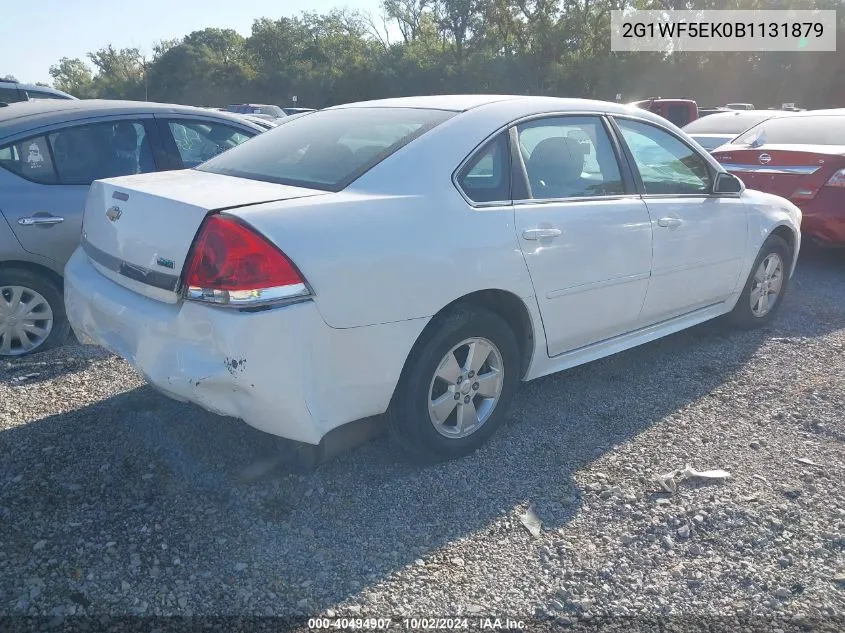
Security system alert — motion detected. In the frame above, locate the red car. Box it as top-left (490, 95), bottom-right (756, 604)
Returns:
top-left (713, 109), bottom-right (845, 246)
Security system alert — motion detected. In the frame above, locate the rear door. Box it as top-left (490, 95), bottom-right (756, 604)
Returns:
top-left (0, 116), bottom-right (162, 266)
top-left (510, 114), bottom-right (654, 356)
top-left (153, 117), bottom-right (258, 169)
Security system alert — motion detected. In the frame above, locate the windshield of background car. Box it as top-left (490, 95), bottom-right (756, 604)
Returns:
top-left (683, 113), bottom-right (772, 134)
top-left (733, 115), bottom-right (845, 146)
top-left (196, 107), bottom-right (456, 191)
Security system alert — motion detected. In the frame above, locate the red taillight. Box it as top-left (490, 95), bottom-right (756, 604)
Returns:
top-left (824, 168), bottom-right (845, 188)
top-left (183, 214), bottom-right (310, 307)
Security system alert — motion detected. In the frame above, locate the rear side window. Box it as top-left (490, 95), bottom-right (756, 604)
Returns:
top-left (25, 90), bottom-right (70, 101)
top-left (0, 136), bottom-right (57, 184)
top-left (0, 87), bottom-right (22, 103)
top-left (516, 116), bottom-right (624, 199)
top-left (456, 133), bottom-right (510, 203)
top-left (49, 120), bottom-right (155, 184)
top-left (197, 107), bottom-right (456, 191)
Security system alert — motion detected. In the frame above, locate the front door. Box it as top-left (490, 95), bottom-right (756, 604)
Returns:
top-left (512, 115), bottom-right (654, 357)
top-left (612, 117), bottom-right (748, 325)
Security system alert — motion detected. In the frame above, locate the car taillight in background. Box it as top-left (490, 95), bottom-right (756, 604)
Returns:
top-left (792, 169), bottom-right (845, 200)
top-left (824, 169), bottom-right (845, 188)
top-left (182, 214), bottom-right (311, 307)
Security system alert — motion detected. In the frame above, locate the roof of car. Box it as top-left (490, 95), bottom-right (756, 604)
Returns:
top-left (0, 99), bottom-right (263, 139)
top-left (789, 108), bottom-right (845, 117)
top-left (330, 94), bottom-right (665, 116)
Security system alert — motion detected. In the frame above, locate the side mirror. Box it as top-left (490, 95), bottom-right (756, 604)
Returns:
top-left (713, 172), bottom-right (743, 195)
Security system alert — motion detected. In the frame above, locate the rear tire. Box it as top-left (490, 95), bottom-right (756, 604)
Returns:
top-left (0, 268), bottom-right (68, 358)
top-left (386, 304), bottom-right (520, 464)
top-left (727, 234), bottom-right (793, 329)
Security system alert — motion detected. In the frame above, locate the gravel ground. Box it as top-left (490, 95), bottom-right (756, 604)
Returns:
top-left (1, 247), bottom-right (844, 632)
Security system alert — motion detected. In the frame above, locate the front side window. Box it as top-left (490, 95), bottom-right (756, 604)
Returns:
top-left (167, 120), bottom-right (253, 168)
top-left (615, 118), bottom-right (711, 195)
top-left (516, 116), bottom-right (624, 200)
top-left (48, 120), bottom-right (155, 184)
top-left (0, 135), bottom-right (57, 184)
top-left (456, 132), bottom-right (510, 203)
top-left (197, 107), bottom-right (456, 191)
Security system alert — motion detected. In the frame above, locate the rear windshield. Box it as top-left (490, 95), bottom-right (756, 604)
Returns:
top-left (691, 135), bottom-right (734, 150)
top-left (197, 107), bottom-right (456, 191)
top-left (734, 115), bottom-right (845, 146)
top-left (684, 112), bottom-right (773, 134)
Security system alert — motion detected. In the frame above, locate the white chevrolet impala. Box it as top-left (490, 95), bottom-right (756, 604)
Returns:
top-left (65, 95), bottom-right (801, 463)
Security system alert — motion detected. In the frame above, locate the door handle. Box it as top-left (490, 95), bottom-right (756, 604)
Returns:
top-left (657, 217), bottom-right (683, 228)
top-left (522, 227), bottom-right (562, 240)
top-left (18, 216), bottom-right (64, 226)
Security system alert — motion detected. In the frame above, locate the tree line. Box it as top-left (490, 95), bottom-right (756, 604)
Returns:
top-left (46, 0), bottom-right (845, 110)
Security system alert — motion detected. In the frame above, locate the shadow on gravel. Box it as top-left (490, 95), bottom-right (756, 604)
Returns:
top-left (0, 332), bottom-right (102, 387)
top-left (1, 248), bottom-right (844, 616)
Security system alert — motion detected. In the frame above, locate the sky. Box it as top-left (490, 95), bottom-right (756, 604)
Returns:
top-left (1, 0), bottom-right (383, 85)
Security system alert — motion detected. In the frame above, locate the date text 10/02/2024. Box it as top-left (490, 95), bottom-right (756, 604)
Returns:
top-left (307, 617), bottom-right (527, 630)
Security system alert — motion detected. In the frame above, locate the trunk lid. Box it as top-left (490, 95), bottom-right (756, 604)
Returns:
top-left (81, 170), bottom-right (326, 303)
top-left (713, 144), bottom-right (845, 201)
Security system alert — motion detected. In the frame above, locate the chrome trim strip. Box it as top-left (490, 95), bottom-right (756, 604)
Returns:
top-left (185, 283), bottom-right (311, 308)
top-left (513, 194), bottom-right (642, 206)
top-left (81, 236), bottom-right (180, 292)
top-left (723, 164), bottom-right (821, 175)
top-left (546, 271), bottom-right (650, 299)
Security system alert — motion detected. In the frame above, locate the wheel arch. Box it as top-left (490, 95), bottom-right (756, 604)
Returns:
top-left (395, 288), bottom-right (537, 389)
top-left (767, 223), bottom-right (799, 273)
top-left (0, 260), bottom-right (64, 289)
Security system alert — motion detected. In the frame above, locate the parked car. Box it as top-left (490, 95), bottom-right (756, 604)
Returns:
top-left (226, 103), bottom-right (286, 118)
top-left (237, 114), bottom-right (280, 130)
top-left (64, 95), bottom-right (801, 463)
top-left (713, 108), bottom-right (845, 247)
top-left (282, 107), bottom-right (317, 115)
top-left (683, 110), bottom-right (792, 152)
top-left (0, 80), bottom-right (76, 104)
top-left (629, 98), bottom-right (698, 127)
top-left (725, 103), bottom-right (755, 111)
top-left (0, 99), bottom-right (263, 356)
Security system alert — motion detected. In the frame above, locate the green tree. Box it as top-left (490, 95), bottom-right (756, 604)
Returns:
top-left (48, 57), bottom-right (95, 98)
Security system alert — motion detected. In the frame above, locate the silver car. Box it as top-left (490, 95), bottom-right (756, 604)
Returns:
top-left (0, 99), bottom-right (264, 357)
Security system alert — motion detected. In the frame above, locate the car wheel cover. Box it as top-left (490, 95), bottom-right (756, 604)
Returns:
top-left (0, 285), bottom-right (54, 356)
top-left (427, 336), bottom-right (504, 439)
top-left (750, 252), bottom-right (784, 318)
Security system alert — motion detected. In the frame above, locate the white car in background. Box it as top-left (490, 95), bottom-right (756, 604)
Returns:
top-left (65, 95), bottom-right (801, 463)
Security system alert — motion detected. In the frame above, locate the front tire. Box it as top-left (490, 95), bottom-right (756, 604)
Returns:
top-left (0, 268), bottom-right (68, 358)
top-left (727, 234), bottom-right (793, 329)
top-left (387, 304), bottom-right (520, 463)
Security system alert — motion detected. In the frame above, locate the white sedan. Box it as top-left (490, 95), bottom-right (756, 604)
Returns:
top-left (64, 95), bottom-right (801, 463)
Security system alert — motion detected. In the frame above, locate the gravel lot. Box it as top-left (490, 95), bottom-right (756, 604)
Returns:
top-left (1, 247), bottom-right (844, 632)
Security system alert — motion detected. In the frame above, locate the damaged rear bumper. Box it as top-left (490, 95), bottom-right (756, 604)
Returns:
top-left (65, 248), bottom-right (325, 444)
